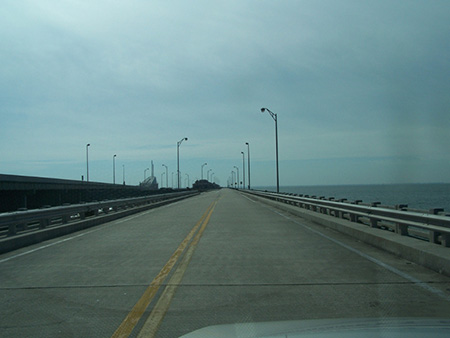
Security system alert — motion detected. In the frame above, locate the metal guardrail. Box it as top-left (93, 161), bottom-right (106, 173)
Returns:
top-left (0, 191), bottom-right (198, 239)
top-left (243, 190), bottom-right (450, 247)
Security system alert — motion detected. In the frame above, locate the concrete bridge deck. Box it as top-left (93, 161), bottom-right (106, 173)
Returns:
top-left (1, 189), bottom-right (450, 337)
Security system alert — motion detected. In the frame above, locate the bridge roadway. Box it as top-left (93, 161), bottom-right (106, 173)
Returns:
top-left (1, 189), bottom-right (450, 337)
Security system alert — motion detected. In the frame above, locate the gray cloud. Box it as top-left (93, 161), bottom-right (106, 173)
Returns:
top-left (1, 0), bottom-right (449, 185)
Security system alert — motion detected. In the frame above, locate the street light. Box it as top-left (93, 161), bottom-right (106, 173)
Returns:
top-left (186, 173), bottom-right (190, 188)
top-left (161, 172), bottom-right (165, 188)
top-left (144, 167), bottom-right (150, 180)
top-left (234, 166), bottom-right (239, 189)
top-left (201, 162), bottom-right (207, 180)
top-left (113, 154), bottom-right (117, 184)
top-left (261, 107), bottom-right (279, 193)
top-left (207, 169), bottom-right (212, 182)
top-left (246, 142), bottom-right (251, 189)
top-left (86, 143), bottom-right (90, 182)
top-left (162, 164), bottom-right (168, 188)
top-left (177, 137), bottom-right (188, 189)
top-left (122, 164), bottom-right (125, 185)
top-left (241, 151), bottom-right (245, 190)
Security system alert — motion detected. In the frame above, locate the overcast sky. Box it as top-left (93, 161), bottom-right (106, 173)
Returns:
top-left (1, 0), bottom-right (449, 187)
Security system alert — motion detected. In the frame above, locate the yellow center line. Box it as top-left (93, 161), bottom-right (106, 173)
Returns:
top-left (111, 201), bottom-right (216, 338)
top-left (137, 200), bottom-right (218, 338)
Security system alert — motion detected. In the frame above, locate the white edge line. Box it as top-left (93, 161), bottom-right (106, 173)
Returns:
top-left (0, 202), bottom-right (179, 264)
top-left (270, 209), bottom-right (450, 302)
top-left (240, 193), bottom-right (257, 203)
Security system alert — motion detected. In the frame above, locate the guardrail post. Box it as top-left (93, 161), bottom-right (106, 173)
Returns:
top-left (327, 198), bottom-right (336, 216)
top-left (369, 203), bottom-right (381, 228)
top-left (61, 204), bottom-right (70, 224)
top-left (8, 224), bottom-right (17, 236)
top-left (429, 231), bottom-right (439, 244)
top-left (394, 205), bottom-right (408, 235)
top-left (350, 200), bottom-right (362, 223)
top-left (39, 218), bottom-right (49, 229)
top-left (440, 234), bottom-right (450, 247)
top-left (429, 208), bottom-right (444, 215)
top-left (318, 197), bottom-right (327, 214)
top-left (336, 199), bottom-right (347, 218)
top-left (395, 223), bottom-right (408, 236)
top-left (369, 217), bottom-right (378, 228)
top-left (311, 197), bottom-right (317, 212)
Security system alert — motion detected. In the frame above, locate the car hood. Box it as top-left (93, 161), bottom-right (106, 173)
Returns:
top-left (180, 318), bottom-right (450, 338)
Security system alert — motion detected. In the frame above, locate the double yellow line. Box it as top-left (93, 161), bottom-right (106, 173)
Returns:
top-left (111, 200), bottom-right (218, 338)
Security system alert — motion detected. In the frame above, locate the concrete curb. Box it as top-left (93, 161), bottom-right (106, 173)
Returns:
top-left (250, 193), bottom-right (450, 277)
top-left (0, 194), bottom-right (197, 254)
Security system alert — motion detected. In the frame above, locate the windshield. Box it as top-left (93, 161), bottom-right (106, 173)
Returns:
top-left (1, 1), bottom-right (449, 337)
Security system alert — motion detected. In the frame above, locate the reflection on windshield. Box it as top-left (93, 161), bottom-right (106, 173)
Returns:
top-left (1, 1), bottom-right (449, 337)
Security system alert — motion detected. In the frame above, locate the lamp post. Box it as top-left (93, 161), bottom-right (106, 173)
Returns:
top-left (122, 164), bottom-right (125, 185)
top-left (86, 143), bottom-right (90, 182)
top-left (113, 154), bottom-right (117, 184)
top-left (201, 162), bottom-right (207, 180)
top-left (241, 151), bottom-right (245, 190)
top-left (234, 166), bottom-right (239, 189)
top-left (231, 171), bottom-right (235, 189)
top-left (261, 107), bottom-right (279, 193)
top-left (162, 164), bottom-right (168, 188)
top-left (186, 173), bottom-right (190, 188)
top-left (246, 142), bottom-right (251, 189)
top-left (207, 169), bottom-right (212, 182)
top-left (177, 137), bottom-right (188, 189)
top-left (161, 172), bottom-right (165, 188)
top-left (144, 168), bottom-right (149, 180)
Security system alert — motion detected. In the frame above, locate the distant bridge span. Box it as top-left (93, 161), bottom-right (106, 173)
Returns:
top-left (0, 174), bottom-right (167, 213)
